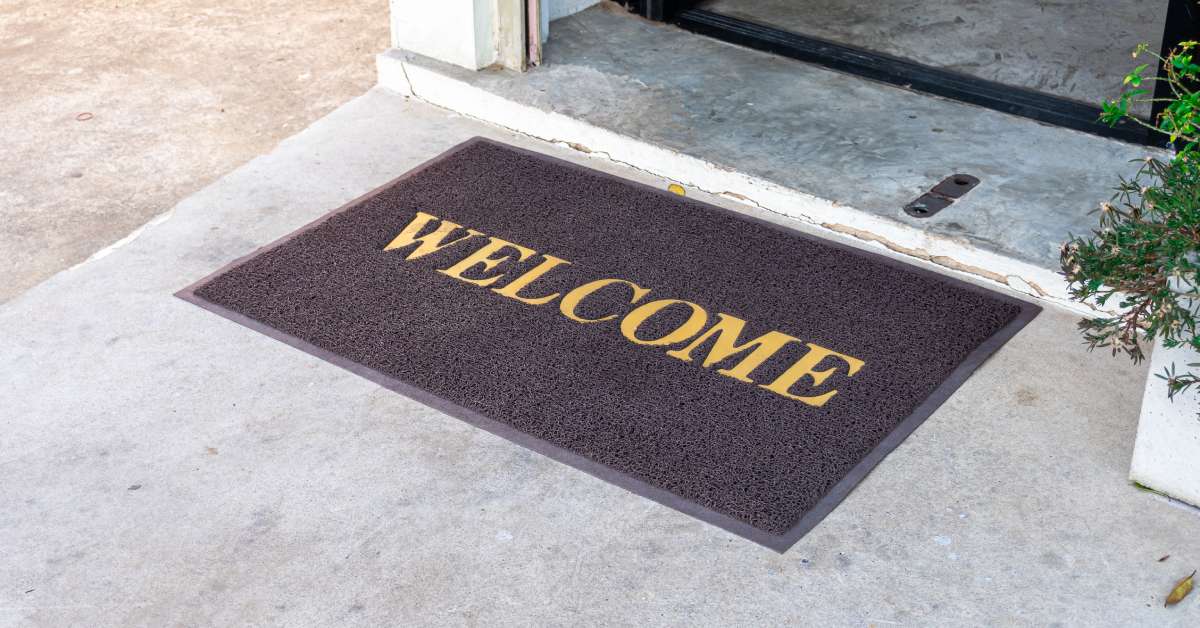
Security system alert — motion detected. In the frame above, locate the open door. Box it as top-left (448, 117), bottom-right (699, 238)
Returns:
top-left (622, 0), bottom-right (1199, 145)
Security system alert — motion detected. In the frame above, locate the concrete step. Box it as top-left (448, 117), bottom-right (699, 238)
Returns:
top-left (377, 4), bottom-right (1169, 313)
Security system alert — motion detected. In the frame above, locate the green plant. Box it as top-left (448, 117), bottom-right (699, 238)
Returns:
top-left (1101, 41), bottom-right (1200, 149)
top-left (1061, 41), bottom-right (1200, 399)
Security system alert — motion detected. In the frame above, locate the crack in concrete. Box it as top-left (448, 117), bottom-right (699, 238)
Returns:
top-left (393, 58), bottom-right (1078, 309)
top-left (821, 222), bottom-right (1008, 284)
top-left (409, 61), bottom-right (1114, 318)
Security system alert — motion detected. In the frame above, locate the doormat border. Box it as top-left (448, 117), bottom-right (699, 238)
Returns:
top-left (176, 137), bottom-right (1040, 552)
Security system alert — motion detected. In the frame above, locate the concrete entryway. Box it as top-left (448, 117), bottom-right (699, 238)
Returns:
top-left (379, 4), bottom-right (1170, 311)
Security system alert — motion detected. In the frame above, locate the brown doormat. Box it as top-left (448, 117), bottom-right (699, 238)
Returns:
top-left (179, 138), bottom-right (1038, 552)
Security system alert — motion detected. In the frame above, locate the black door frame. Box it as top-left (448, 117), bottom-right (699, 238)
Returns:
top-left (622, 0), bottom-right (1200, 147)
top-left (1155, 0), bottom-right (1200, 134)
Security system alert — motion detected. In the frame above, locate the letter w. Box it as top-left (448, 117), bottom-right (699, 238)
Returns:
top-left (665, 313), bottom-right (799, 383)
top-left (384, 211), bottom-right (483, 260)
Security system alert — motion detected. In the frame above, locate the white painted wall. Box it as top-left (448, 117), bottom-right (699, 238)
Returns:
top-left (388, 0), bottom-right (601, 70)
top-left (389, 0), bottom-right (497, 70)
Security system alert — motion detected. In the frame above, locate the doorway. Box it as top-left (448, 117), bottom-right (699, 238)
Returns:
top-left (620, 0), bottom-right (1198, 145)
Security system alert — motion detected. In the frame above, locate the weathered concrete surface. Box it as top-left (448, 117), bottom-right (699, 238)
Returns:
top-left (0, 0), bottom-right (388, 304)
top-left (698, 0), bottom-right (1166, 111)
top-left (2, 90), bottom-right (1198, 625)
top-left (424, 4), bottom-right (1166, 272)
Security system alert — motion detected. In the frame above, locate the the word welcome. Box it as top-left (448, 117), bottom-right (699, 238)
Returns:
top-left (384, 211), bottom-right (865, 406)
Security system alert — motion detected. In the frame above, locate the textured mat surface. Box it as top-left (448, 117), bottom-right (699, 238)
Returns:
top-left (180, 138), bottom-right (1038, 551)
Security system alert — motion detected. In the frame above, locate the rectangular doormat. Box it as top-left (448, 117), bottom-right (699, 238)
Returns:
top-left (179, 137), bottom-right (1039, 552)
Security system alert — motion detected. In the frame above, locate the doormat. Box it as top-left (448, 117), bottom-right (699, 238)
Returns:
top-left (179, 137), bottom-right (1038, 552)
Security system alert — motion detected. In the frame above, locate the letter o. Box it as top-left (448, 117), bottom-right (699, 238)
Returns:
top-left (619, 299), bottom-right (709, 346)
top-left (560, 278), bottom-right (650, 323)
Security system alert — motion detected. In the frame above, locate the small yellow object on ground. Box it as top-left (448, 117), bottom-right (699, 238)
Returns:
top-left (1165, 570), bottom-right (1195, 607)
top-left (667, 183), bottom-right (685, 196)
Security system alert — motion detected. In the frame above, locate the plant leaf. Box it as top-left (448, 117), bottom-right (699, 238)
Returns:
top-left (1165, 570), bottom-right (1195, 607)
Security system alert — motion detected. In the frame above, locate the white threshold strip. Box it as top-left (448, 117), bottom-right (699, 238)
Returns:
top-left (376, 48), bottom-right (1093, 316)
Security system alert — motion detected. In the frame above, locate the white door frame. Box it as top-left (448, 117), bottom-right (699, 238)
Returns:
top-left (388, 0), bottom-right (599, 71)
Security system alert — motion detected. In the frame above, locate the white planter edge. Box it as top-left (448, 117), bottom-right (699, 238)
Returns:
top-left (1130, 334), bottom-right (1200, 507)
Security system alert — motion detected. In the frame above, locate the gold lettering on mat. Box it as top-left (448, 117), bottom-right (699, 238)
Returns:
top-left (384, 211), bottom-right (866, 407)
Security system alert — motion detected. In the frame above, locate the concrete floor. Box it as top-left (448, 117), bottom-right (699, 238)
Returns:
top-left (697, 0), bottom-right (1165, 112)
top-left (2, 88), bottom-right (1198, 625)
top-left (0, 0), bottom-right (388, 304)
top-left (423, 4), bottom-right (1165, 275)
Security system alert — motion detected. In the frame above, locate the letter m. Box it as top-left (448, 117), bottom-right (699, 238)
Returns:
top-left (665, 313), bottom-right (799, 383)
top-left (384, 211), bottom-right (483, 260)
